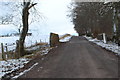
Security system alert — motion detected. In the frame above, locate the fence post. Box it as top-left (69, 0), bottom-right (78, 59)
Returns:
top-left (5, 43), bottom-right (8, 59)
top-left (103, 33), bottom-right (107, 43)
top-left (16, 40), bottom-right (20, 59)
top-left (1, 43), bottom-right (6, 60)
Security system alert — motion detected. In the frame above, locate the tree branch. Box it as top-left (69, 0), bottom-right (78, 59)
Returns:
top-left (28, 3), bottom-right (37, 10)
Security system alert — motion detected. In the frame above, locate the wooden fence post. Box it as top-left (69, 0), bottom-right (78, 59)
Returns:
top-left (1, 43), bottom-right (6, 60)
top-left (16, 40), bottom-right (20, 59)
top-left (5, 43), bottom-right (8, 59)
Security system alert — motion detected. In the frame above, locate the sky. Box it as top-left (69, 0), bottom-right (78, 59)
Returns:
top-left (0, 0), bottom-right (77, 36)
top-left (31, 0), bottom-right (77, 35)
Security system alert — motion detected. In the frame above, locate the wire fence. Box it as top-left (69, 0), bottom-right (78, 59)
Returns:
top-left (0, 42), bottom-right (16, 60)
top-left (0, 39), bottom-right (48, 60)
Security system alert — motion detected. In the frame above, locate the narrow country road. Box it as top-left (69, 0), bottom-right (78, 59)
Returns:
top-left (20, 36), bottom-right (118, 78)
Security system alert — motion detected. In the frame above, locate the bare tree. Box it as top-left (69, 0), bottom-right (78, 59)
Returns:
top-left (113, 2), bottom-right (120, 45)
top-left (69, 2), bottom-right (113, 37)
top-left (104, 2), bottom-right (120, 45)
top-left (16, 0), bottom-right (37, 57)
top-left (0, 1), bottom-right (43, 57)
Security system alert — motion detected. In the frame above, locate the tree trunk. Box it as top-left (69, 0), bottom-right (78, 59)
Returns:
top-left (19, 7), bottom-right (29, 57)
top-left (16, 1), bottom-right (37, 57)
top-left (113, 8), bottom-right (120, 46)
top-left (16, 2), bottom-right (30, 57)
top-left (117, 16), bottom-right (120, 46)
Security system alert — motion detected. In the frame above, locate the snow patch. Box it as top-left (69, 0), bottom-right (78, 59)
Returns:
top-left (12, 63), bottom-right (38, 79)
top-left (41, 47), bottom-right (52, 55)
top-left (59, 36), bottom-right (72, 42)
top-left (0, 58), bottom-right (30, 78)
top-left (84, 36), bottom-right (120, 55)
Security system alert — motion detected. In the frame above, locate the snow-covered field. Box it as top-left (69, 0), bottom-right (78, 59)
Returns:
top-left (84, 36), bottom-right (120, 56)
top-left (0, 35), bottom-right (50, 53)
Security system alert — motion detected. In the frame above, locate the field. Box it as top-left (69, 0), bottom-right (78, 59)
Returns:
top-left (0, 35), bottom-right (50, 53)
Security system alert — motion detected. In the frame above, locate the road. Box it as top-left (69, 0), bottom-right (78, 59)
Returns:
top-left (20, 36), bottom-right (118, 78)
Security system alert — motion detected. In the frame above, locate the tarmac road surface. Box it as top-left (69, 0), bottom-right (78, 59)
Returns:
top-left (19, 36), bottom-right (118, 78)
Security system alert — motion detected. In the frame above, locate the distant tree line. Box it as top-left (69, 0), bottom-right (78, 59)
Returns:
top-left (69, 2), bottom-right (120, 45)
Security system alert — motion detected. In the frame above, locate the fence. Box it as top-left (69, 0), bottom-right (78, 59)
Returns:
top-left (0, 43), bottom-right (16, 60)
top-left (0, 39), bottom-right (48, 60)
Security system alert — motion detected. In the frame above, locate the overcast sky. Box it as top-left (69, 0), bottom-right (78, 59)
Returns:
top-left (0, 0), bottom-right (77, 36)
top-left (32, 0), bottom-right (77, 35)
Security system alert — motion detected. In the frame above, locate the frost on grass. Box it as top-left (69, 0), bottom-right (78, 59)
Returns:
top-left (0, 58), bottom-right (30, 78)
top-left (12, 63), bottom-right (38, 79)
top-left (0, 43), bottom-right (52, 79)
top-left (41, 47), bottom-right (52, 55)
top-left (84, 36), bottom-right (120, 56)
top-left (12, 47), bottom-right (52, 78)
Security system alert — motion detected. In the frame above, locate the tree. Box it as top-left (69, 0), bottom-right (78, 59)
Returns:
top-left (104, 2), bottom-right (120, 45)
top-left (69, 2), bottom-right (113, 38)
top-left (112, 2), bottom-right (120, 45)
top-left (0, 1), bottom-right (42, 57)
top-left (17, 1), bottom-right (37, 57)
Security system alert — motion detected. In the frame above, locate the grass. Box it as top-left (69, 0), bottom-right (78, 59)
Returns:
top-left (0, 42), bottom-right (49, 60)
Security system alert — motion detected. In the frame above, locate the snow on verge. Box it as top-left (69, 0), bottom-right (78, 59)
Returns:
top-left (12, 63), bottom-right (38, 79)
top-left (0, 45), bottom-right (51, 79)
top-left (84, 36), bottom-right (120, 56)
top-left (41, 47), bottom-right (52, 55)
top-left (0, 58), bottom-right (30, 78)
top-left (11, 47), bottom-right (51, 78)
top-left (59, 36), bottom-right (72, 42)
